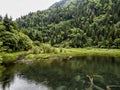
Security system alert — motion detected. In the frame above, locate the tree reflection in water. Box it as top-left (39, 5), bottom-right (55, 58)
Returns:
top-left (0, 56), bottom-right (120, 90)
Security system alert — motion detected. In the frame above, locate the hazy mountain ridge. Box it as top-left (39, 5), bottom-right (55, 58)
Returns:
top-left (50, 0), bottom-right (82, 8)
top-left (50, 0), bottom-right (67, 8)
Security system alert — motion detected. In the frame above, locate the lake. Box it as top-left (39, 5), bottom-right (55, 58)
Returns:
top-left (0, 56), bottom-right (120, 90)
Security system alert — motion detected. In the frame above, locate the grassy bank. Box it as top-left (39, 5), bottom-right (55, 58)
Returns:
top-left (25, 48), bottom-right (120, 61)
top-left (0, 51), bottom-right (28, 64)
top-left (0, 48), bottom-right (120, 64)
top-left (64, 48), bottom-right (120, 57)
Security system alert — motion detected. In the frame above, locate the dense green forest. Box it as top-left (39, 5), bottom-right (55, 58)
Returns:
top-left (0, 0), bottom-right (120, 53)
top-left (0, 1), bottom-right (120, 89)
top-left (0, 15), bottom-right (33, 52)
top-left (16, 0), bottom-right (120, 48)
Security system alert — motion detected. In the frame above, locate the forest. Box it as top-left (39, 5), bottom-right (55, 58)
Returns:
top-left (0, 0), bottom-right (120, 55)
top-left (0, 0), bottom-right (120, 89)
top-left (0, 15), bottom-right (33, 52)
top-left (0, 0), bottom-right (120, 54)
top-left (16, 0), bottom-right (120, 48)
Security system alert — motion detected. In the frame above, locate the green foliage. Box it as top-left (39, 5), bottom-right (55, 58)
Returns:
top-left (18, 32), bottom-right (33, 51)
top-left (0, 30), bottom-right (33, 52)
top-left (29, 44), bottom-right (59, 54)
top-left (1, 54), bottom-right (17, 63)
top-left (16, 0), bottom-right (120, 48)
top-left (68, 28), bottom-right (87, 47)
top-left (21, 29), bottom-right (43, 43)
top-left (31, 46), bottom-right (40, 54)
top-left (0, 56), bottom-right (3, 64)
top-left (0, 15), bottom-right (33, 52)
top-left (0, 31), bottom-right (19, 51)
top-left (114, 38), bottom-right (120, 48)
top-left (38, 44), bottom-right (58, 53)
top-left (26, 54), bottom-right (35, 60)
top-left (0, 42), bottom-right (3, 52)
top-left (0, 51), bottom-right (28, 64)
top-left (3, 14), bottom-right (16, 32)
top-left (0, 22), bottom-right (6, 31)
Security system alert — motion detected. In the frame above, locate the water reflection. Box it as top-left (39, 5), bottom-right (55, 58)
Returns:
top-left (0, 56), bottom-right (120, 90)
top-left (6, 75), bottom-right (49, 90)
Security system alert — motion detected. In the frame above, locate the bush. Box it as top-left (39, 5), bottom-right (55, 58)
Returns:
top-left (111, 45), bottom-right (117, 49)
top-left (0, 42), bottom-right (3, 46)
top-left (1, 53), bottom-right (17, 63)
top-left (0, 31), bottom-right (33, 52)
top-left (40, 44), bottom-right (58, 53)
top-left (0, 19), bottom-right (33, 52)
top-left (26, 54), bottom-right (35, 60)
top-left (34, 41), bottom-right (41, 46)
top-left (40, 44), bottom-right (52, 53)
top-left (0, 41), bottom-right (3, 52)
top-left (114, 38), bottom-right (120, 48)
top-left (0, 56), bottom-right (3, 64)
top-left (100, 45), bottom-right (106, 48)
top-left (31, 46), bottom-right (40, 54)
top-left (18, 32), bottom-right (33, 51)
top-left (0, 31), bottom-right (19, 51)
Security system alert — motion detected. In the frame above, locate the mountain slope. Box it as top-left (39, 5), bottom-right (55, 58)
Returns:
top-left (50, 0), bottom-right (82, 8)
top-left (16, 0), bottom-right (120, 48)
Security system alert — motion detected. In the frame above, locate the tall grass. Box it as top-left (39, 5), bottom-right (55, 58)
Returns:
top-left (0, 47), bottom-right (120, 64)
top-left (0, 51), bottom-right (28, 64)
top-left (30, 44), bottom-right (59, 54)
top-left (65, 48), bottom-right (120, 57)
top-left (0, 56), bottom-right (3, 64)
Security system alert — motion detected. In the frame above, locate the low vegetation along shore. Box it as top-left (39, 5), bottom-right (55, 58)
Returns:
top-left (0, 47), bottom-right (120, 64)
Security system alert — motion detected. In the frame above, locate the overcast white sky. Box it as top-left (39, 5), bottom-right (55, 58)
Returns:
top-left (0, 0), bottom-right (60, 19)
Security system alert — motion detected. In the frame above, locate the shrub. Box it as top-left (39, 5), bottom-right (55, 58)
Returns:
top-left (41, 44), bottom-right (52, 53)
top-left (0, 31), bottom-right (33, 52)
top-left (0, 56), bottom-right (3, 64)
top-left (111, 45), bottom-right (117, 49)
top-left (1, 54), bottom-right (17, 63)
top-left (114, 38), bottom-right (120, 48)
top-left (34, 41), bottom-right (41, 46)
top-left (0, 41), bottom-right (3, 52)
top-left (18, 32), bottom-right (33, 51)
top-left (40, 44), bottom-right (58, 53)
top-left (26, 54), bottom-right (35, 60)
top-left (0, 31), bottom-right (19, 51)
top-left (31, 46), bottom-right (40, 54)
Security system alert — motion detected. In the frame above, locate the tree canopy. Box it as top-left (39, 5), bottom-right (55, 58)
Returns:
top-left (16, 0), bottom-right (120, 48)
top-left (0, 15), bottom-right (33, 52)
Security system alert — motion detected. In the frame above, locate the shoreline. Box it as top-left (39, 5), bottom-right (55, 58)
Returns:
top-left (0, 48), bottom-right (120, 64)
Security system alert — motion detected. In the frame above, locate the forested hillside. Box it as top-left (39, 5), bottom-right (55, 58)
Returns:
top-left (16, 0), bottom-right (120, 48)
top-left (0, 15), bottom-right (33, 52)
